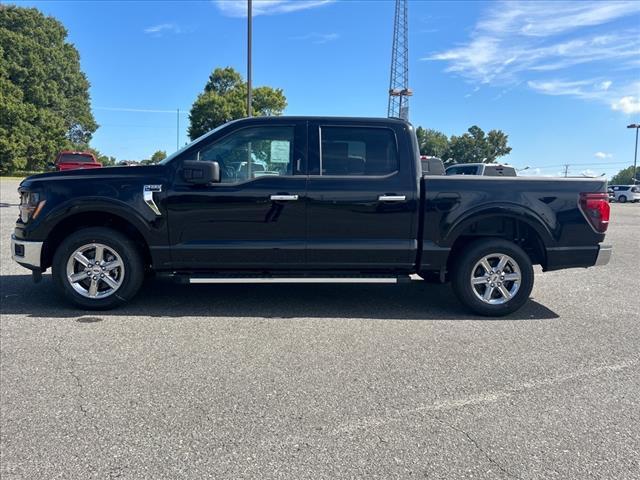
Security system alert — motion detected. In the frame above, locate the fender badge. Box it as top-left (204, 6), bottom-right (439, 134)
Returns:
top-left (143, 185), bottom-right (162, 216)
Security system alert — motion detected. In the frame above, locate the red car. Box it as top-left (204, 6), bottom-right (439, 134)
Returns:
top-left (53, 151), bottom-right (102, 171)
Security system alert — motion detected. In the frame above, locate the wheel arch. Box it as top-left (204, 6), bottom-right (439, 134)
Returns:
top-left (42, 210), bottom-right (152, 270)
top-left (443, 206), bottom-right (554, 271)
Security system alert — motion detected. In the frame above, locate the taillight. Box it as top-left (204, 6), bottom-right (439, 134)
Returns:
top-left (579, 192), bottom-right (610, 233)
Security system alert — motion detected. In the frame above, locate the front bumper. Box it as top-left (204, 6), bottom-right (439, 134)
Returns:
top-left (594, 245), bottom-right (612, 266)
top-left (10, 235), bottom-right (43, 269)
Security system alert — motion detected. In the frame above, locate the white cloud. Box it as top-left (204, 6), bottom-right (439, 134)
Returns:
top-left (215, 0), bottom-right (333, 18)
top-left (594, 152), bottom-right (612, 159)
top-left (519, 167), bottom-right (559, 177)
top-left (611, 96), bottom-right (640, 114)
top-left (144, 23), bottom-right (181, 35)
top-left (519, 168), bottom-right (540, 176)
top-left (290, 32), bottom-right (339, 44)
top-left (581, 169), bottom-right (603, 178)
top-left (477, 1), bottom-right (640, 37)
top-left (424, 1), bottom-right (640, 114)
top-left (527, 79), bottom-right (595, 97)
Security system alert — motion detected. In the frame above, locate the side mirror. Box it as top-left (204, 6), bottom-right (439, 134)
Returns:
top-left (181, 160), bottom-right (220, 184)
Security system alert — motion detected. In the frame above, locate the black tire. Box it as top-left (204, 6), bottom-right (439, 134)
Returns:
top-left (451, 238), bottom-right (534, 317)
top-left (52, 227), bottom-right (144, 310)
top-left (618, 195), bottom-right (627, 203)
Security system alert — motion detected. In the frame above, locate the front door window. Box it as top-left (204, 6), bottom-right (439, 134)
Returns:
top-left (197, 126), bottom-right (295, 183)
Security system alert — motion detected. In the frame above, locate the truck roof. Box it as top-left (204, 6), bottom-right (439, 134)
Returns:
top-left (228, 116), bottom-right (411, 125)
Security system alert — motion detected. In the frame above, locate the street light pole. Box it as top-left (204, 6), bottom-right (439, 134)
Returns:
top-left (247, 0), bottom-right (253, 117)
top-left (628, 124), bottom-right (639, 183)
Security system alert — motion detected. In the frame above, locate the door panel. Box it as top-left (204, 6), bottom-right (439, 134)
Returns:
top-left (168, 177), bottom-right (306, 269)
top-left (305, 122), bottom-right (418, 270)
top-left (166, 122), bottom-right (307, 270)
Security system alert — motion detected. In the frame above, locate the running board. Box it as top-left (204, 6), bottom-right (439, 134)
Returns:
top-left (188, 277), bottom-right (401, 284)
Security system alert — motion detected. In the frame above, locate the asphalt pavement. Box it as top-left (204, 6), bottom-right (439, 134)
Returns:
top-left (1, 178), bottom-right (639, 479)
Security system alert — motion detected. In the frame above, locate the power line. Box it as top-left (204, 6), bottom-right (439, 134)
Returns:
top-left (95, 107), bottom-right (189, 114)
top-left (528, 161), bottom-right (629, 169)
top-left (99, 124), bottom-right (178, 129)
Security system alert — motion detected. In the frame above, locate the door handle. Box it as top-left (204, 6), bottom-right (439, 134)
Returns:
top-left (270, 194), bottom-right (299, 201)
top-left (378, 195), bottom-right (406, 202)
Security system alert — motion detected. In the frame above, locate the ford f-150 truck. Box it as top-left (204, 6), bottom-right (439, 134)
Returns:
top-left (53, 151), bottom-right (102, 171)
top-left (11, 117), bottom-right (611, 315)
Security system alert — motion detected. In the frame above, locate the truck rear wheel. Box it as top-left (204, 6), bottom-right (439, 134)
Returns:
top-left (451, 238), bottom-right (534, 316)
top-left (52, 227), bottom-right (144, 310)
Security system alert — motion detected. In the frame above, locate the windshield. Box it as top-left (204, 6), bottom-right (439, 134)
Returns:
top-left (159, 122), bottom-right (231, 165)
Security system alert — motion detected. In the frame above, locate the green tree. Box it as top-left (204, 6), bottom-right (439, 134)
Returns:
top-left (100, 156), bottom-right (116, 167)
top-left (445, 125), bottom-right (511, 164)
top-left (416, 127), bottom-right (449, 157)
top-left (84, 147), bottom-right (116, 167)
top-left (610, 165), bottom-right (640, 185)
top-left (150, 150), bottom-right (167, 163)
top-left (0, 5), bottom-right (97, 174)
top-left (140, 150), bottom-right (167, 165)
top-left (188, 67), bottom-right (287, 140)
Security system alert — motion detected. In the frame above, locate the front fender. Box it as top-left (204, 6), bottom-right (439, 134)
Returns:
top-left (22, 194), bottom-right (166, 247)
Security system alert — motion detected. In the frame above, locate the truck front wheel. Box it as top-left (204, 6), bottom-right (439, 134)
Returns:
top-left (52, 227), bottom-right (144, 310)
top-left (451, 238), bottom-right (534, 316)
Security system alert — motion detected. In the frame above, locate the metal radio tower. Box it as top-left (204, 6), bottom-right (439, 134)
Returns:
top-left (387, 0), bottom-right (412, 120)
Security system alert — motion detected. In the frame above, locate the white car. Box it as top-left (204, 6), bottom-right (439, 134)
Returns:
top-left (445, 163), bottom-right (517, 177)
top-left (609, 185), bottom-right (640, 203)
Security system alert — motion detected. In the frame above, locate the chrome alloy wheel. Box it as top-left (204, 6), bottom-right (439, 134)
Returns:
top-left (66, 243), bottom-right (125, 299)
top-left (470, 253), bottom-right (521, 305)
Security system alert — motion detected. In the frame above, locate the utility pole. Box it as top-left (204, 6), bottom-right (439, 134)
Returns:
top-left (563, 164), bottom-right (569, 178)
top-left (176, 108), bottom-right (180, 150)
top-left (387, 0), bottom-right (412, 120)
top-left (627, 123), bottom-right (639, 183)
top-left (247, 0), bottom-right (253, 117)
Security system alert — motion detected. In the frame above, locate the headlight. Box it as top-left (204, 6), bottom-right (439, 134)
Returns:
top-left (19, 191), bottom-right (46, 223)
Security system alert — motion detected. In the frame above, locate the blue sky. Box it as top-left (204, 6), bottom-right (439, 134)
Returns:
top-left (12, 0), bottom-right (640, 178)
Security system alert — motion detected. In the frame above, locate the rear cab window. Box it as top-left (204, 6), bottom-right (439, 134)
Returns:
top-left (484, 165), bottom-right (516, 176)
top-left (57, 153), bottom-right (95, 163)
top-left (446, 165), bottom-right (479, 176)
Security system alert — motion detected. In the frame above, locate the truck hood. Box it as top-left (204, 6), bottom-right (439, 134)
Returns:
top-left (20, 165), bottom-right (166, 189)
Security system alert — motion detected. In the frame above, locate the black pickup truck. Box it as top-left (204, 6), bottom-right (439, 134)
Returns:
top-left (11, 117), bottom-right (611, 315)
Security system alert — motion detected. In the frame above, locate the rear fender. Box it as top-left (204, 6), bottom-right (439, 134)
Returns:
top-left (442, 203), bottom-right (556, 248)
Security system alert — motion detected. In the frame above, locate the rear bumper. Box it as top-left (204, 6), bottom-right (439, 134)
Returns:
top-left (10, 235), bottom-right (43, 269)
top-left (594, 245), bottom-right (612, 266)
top-left (544, 244), bottom-right (611, 271)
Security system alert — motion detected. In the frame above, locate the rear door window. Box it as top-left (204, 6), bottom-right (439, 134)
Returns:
top-left (313, 127), bottom-right (399, 176)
